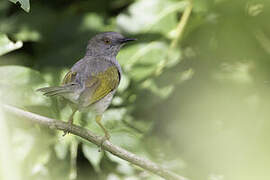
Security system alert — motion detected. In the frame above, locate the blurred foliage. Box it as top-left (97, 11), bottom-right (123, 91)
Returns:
top-left (1, 0), bottom-right (270, 180)
top-left (0, 33), bottom-right (22, 56)
top-left (8, 0), bottom-right (30, 12)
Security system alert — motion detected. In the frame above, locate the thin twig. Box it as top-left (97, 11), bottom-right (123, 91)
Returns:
top-left (155, 0), bottom-right (193, 76)
top-left (170, 0), bottom-right (193, 49)
top-left (1, 104), bottom-right (188, 180)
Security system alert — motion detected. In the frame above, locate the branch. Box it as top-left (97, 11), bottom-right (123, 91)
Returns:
top-left (170, 0), bottom-right (193, 49)
top-left (155, 0), bottom-right (193, 76)
top-left (1, 104), bottom-right (188, 180)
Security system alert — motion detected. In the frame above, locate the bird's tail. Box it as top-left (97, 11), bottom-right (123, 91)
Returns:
top-left (37, 85), bottom-right (73, 97)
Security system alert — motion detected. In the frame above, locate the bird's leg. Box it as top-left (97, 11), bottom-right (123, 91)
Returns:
top-left (63, 108), bottom-right (77, 136)
top-left (95, 115), bottom-right (110, 148)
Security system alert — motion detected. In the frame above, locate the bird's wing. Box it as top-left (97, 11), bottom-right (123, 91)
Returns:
top-left (87, 66), bottom-right (119, 104)
top-left (72, 58), bottom-right (120, 107)
top-left (78, 66), bottom-right (120, 107)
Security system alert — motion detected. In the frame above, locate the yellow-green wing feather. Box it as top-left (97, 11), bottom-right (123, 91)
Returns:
top-left (62, 71), bottom-right (77, 85)
top-left (88, 66), bottom-right (119, 104)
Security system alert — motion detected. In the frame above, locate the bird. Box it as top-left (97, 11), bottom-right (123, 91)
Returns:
top-left (37, 32), bottom-right (136, 142)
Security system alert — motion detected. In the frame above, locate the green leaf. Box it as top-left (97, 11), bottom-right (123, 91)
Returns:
top-left (11, 128), bottom-right (35, 161)
top-left (82, 108), bottom-right (129, 135)
top-left (117, 0), bottom-right (187, 35)
top-left (117, 73), bottom-right (130, 93)
top-left (9, 0), bottom-right (30, 12)
top-left (141, 79), bottom-right (175, 98)
top-left (54, 136), bottom-right (71, 160)
top-left (110, 131), bottom-right (142, 152)
top-left (14, 27), bottom-right (41, 42)
top-left (103, 108), bottom-right (127, 122)
top-left (80, 13), bottom-right (105, 31)
top-left (118, 39), bottom-right (182, 81)
top-left (0, 66), bottom-right (51, 108)
top-left (82, 143), bottom-right (103, 172)
top-left (0, 34), bottom-right (23, 56)
top-left (106, 152), bottom-right (135, 175)
top-left (118, 41), bottom-right (169, 81)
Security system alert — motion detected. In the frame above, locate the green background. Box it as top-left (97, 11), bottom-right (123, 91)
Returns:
top-left (1, 0), bottom-right (270, 180)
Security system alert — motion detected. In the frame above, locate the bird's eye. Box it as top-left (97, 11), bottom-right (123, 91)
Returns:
top-left (104, 38), bottom-right (111, 44)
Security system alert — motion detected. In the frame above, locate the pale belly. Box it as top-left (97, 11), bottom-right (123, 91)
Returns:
top-left (61, 86), bottom-right (115, 115)
top-left (78, 91), bottom-right (115, 115)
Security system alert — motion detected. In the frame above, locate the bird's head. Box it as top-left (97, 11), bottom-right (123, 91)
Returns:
top-left (86, 32), bottom-right (136, 57)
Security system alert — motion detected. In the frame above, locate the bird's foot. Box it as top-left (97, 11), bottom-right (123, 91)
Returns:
top-left (98, 133), bottom-right (111, 152)
top-left (62, 121), bottom-right (73, 136)
top-left (62, 129), bottom-right (70, 137)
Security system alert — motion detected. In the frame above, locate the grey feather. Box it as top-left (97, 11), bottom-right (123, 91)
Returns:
top-left (71, 56), bottom-right (122, 85)
top-left (37, 84), bottom-right (77, 97)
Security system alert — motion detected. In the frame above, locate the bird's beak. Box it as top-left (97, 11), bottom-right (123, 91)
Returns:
top-left (119, 38), bottom-right (137, 44)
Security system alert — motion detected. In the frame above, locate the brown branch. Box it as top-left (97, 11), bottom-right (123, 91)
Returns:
top-left (1, 104), bottom-right (188, 180)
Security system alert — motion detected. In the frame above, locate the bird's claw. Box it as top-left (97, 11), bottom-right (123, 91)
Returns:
top-left (98, 133), bottom-right (111, 152)
top-left (62, 121), bottom-right (73, 136)
top-left (62, 130), bottom-right (69, 137)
